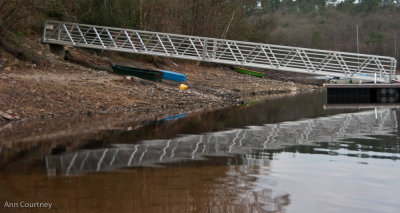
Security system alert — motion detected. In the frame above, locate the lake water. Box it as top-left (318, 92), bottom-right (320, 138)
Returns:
top-left (1, 92), bottom-right (399, 213)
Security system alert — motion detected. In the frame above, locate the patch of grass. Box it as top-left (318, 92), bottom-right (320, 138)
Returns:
top-left (237, 100), bottom-right (262, 108)
top-left (15, 31), bottom-right (25, 38)
top-left (283, 21), bottom-right (290, 27)
top-left (119, 52), bottom-right (141, 59)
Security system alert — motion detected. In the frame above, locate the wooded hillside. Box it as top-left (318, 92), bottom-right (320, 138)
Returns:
top-left (1, 0), bottom-right (399, 62)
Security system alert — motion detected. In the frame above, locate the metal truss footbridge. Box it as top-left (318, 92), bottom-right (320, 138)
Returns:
top-left (42, 20), bottom-right (397, 83)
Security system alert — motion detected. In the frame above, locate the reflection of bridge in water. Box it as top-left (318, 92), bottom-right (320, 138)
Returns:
top-left (46, 108), bottom-right (398, 176)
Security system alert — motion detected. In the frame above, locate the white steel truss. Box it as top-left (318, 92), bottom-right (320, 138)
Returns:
top-left (42, 20), bottom-right (397, 83)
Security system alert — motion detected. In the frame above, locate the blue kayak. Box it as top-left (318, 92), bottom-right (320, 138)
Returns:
top-left (160, 70), bottom-right (186, 82)
top-left (164, 113), bottom-right (187, 121)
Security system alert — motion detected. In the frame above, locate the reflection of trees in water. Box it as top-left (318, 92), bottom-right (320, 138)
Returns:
top-left (206, 165), bottom-right (290, 213)
top-left (108, 159), bottom-right (289, 213)
top-left (144, 161), bottom-right (290, 213)
top-left (107, 92), bottom-right (327, 144)
top-left (0, 161), bottom-right (288, 213)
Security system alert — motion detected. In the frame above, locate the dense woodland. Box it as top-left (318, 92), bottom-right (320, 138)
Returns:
top-left (0, 0), bottom-right (399, 62)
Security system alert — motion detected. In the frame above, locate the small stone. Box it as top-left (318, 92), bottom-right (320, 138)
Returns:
top-left (0, 123), bottom-right (13, 132)
top-left (0, 111), bottom-right (14, 120)
top-left (4, 67), bottom-right (11, 71)
top-left (5, 109), bottom-right (12, 114)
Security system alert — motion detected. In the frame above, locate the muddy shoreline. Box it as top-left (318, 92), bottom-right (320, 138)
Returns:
top-left (0, 42), bottom-right (320, 123)
top-left (0, 40), bottom-right (321, 169)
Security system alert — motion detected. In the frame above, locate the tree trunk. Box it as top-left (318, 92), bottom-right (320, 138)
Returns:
top-left (64, 50), bottom-right (112, 71)
top-left (0, 24), bottom-right (42, 65)
top-left (139, 0), bottom-right (143, 29)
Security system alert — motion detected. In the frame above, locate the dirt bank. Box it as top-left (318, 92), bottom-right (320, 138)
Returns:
top-left (0, 38), bottom-right (319, 123)
top-left (0, 37), bottom-right (320, 168)
top-left (0, 59), bottom-right (317, 118)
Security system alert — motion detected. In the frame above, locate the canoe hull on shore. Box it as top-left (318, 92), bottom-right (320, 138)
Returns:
top-left (110, 64), bottom-right (164, 81)
top-left (161, 70), bottom-right (186, 82)
top-left (234, 67), bottom-right (264, 78)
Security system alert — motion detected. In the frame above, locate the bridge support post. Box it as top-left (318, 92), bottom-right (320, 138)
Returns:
top-left (49, 44), bottom-right (65, 59)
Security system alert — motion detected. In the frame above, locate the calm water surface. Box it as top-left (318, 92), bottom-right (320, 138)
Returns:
top-left (1, 92), bottom-right (400, 213)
